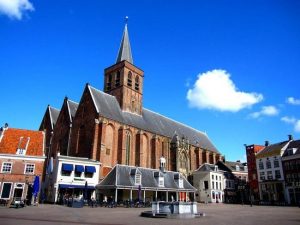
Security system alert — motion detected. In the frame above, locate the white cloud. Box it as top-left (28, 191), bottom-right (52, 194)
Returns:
top-left (295, 120), bottom-right (300, 132)
top-left (287, 97), bottom-right (300, 105)
top-left (281, 116), bottom-right (296, 124)
top-left (250, 106), bottom-right (279, 118)
top-left (0, 0), bottom-right (34, 20)
top-left (281, 116), bottom-right (300, 133)
top-left (187, 69), bottom-right (263, 112)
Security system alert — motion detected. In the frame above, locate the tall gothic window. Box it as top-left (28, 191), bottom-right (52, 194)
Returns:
top-left (135, 76), bottom-right (139, 91)
top-left (127, 71), bottom-right (132, 87)
top-left (126, 132), bottom-right (131, 165)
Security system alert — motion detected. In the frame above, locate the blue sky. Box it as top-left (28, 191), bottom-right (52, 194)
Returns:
top-left (1, 0), bottom-right (300, 161)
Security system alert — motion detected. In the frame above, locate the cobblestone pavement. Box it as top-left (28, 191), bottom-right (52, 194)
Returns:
top-left (0, 203), bottom-right (299, 225)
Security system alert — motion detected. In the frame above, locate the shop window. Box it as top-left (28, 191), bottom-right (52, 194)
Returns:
top-left (1, 182), bottom-right (12, 199)
top-left (1, 162), bottom-right (12, 173)
top-left (212, 192), bottom-right (215, 199)
top-left (24, 164), bottom-right (35, 174)
top-left (85, 172), bottom-right (93, 178)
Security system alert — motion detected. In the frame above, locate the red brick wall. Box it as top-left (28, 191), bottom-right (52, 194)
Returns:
top-left (51, 99), bottom-right (72, 157)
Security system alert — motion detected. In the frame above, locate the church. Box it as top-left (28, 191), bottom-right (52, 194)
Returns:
top-left (40, 23), bottom-right (223, 185)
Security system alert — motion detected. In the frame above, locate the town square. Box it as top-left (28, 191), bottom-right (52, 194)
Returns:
top-left (0, 0), bottom-right (300, 224)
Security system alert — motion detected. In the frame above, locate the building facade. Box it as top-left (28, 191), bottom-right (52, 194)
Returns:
top-left (0, 125), bottom-right (45, 205)
top-left (245, 144), bottom-right (264, 201)
top-left (45, 154), bottom-right (100, 203)
top-left (282, 140), bottom-right (300, 205)
top-left (216, 160), bottom-right (248, 203)
top-left (41, 23), bottom-right (223, 182)
top-left (193, 163), bottom-right (224, 203)
top-left (256, 139), bottom-right (291, 204)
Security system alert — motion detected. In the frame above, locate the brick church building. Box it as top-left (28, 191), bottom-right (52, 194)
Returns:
top-left (40, 23), bottom-right (222, 182)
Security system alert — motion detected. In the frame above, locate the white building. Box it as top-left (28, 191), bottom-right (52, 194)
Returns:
top-left (256, 140), bottom-right (291, 203)
top-left (193, 163), bottom-right (224, 203)
top-left (44, 153), bottom-right (101, 203)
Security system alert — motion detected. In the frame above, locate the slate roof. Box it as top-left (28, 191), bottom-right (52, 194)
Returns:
top-left (0, 128), bottom-right (45, 156)
top-left (49, 106), bottom-right (60, 129)
top-left (221, 161), bottom-right (247, 172)
top-left (116, 23), bottom-right (133, 64)
top-left (97, 164), bottom-right (195, 191)
top-left (88, 85), bottom-right (219, 153)
top-left (256, 141), bottom-right (290, 158)
top-left (195, 163), bottom-right (217, 172)
top-left (282, 140), bottom-right (300, 157)
top-left (66, 99), bottom-right (79, 122)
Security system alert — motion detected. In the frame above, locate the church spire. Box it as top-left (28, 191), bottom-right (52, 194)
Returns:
top-left (116, 17), bottom-right (133, 64)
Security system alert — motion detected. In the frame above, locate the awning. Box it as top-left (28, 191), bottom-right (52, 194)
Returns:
top-left (75, 165), bottom-right (84, 173)
top-left (59, 184), bottom-right (95, 189)
top-left (85, 166), bottom-right (96, 173)
top-left (62, 163), bottom-right (73, 172)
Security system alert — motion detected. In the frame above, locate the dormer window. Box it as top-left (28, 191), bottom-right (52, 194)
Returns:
top-left (135, 173), bottom-right (142, 186)
top-left (16, 149), bottom-right (26, 155)
top-left (158, 176), bottom-right (164, 187)
top-left (178, 178), bottom-right (183, 188)
top-left (235, 165), bottom-right (240, 171)
top-left (135, 76), bottom-right (139, 91)
top-left (127, 71), bottom-right (132, 87)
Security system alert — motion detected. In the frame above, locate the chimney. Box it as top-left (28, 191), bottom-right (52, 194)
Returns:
top-left (265, 141), bottom-right (269, 147)
top-left (288, 134), bottom-right (293, 141)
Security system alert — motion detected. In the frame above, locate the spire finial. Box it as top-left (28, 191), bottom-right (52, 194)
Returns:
top-left (116, 17), bottom-right (133, 64)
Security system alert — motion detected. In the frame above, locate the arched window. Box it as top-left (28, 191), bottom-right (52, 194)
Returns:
top-left (135, 76), bottom-right (139, 91)
top-left (127, 71), bottom-right (132, 87)
top-left (106, 74), bottom-right (112, 90)
top-left (126, 132), bottom-right (131, 165)
top-left (116, 71), bottom-right (120, 87)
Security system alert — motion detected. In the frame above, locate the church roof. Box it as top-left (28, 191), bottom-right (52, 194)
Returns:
top-left (49, 106), bottom-right (60, 129)
top-left (116, 23), bottom-right (133, 64)
top-left (88, 85), bottom-right (220, 153)
top-left (66, 98), bottom-right (79, 122)
top-left (97, 164), bottom-right (195, 191)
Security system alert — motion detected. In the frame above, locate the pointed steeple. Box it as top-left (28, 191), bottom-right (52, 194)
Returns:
top-left (116, 19), bottom-right (133, 64)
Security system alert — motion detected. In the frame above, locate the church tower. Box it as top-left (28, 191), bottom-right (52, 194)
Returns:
top-left (104, 22), bottom-right (144, 115)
